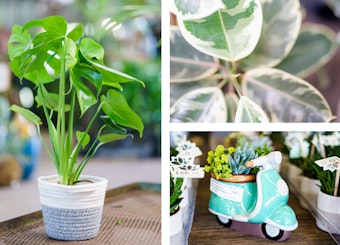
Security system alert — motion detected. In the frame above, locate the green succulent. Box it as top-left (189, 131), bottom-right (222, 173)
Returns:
top-left (205, 141), bottom-right (269, 179)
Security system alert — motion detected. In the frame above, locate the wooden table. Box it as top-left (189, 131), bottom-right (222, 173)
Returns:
top-left (188, 174), bottom-right (337, 244)
top-left (0, 183), bottom-right (161, 245)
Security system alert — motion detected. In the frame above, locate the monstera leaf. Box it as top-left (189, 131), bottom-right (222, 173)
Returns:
top-left (176, 0), bottom-right (263, 62)
top-left (243, 68), bottom-right (334, 122)
top-left (170, 87), bottom-right (226, 122)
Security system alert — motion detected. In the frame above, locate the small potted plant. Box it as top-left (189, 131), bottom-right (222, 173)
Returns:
top-left (170, 174), bottom-right (184, 236)
top-left (7, 16), bottom-right (144, 241)
top-left (205, 139), bottom-right (297, 241)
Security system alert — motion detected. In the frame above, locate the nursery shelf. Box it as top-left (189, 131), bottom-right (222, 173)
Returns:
top-left (280, 161), bottom-right (340, 244)
top-left (188, 172), bottom-right (337, 244)
top-left (0, 182), bottom-right (161, 245)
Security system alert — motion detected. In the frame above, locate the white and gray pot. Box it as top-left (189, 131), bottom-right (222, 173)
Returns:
top-left (38, 175), bottom-right (108, 241)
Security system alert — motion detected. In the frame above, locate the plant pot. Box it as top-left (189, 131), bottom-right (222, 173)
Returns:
top-left (38, 175), bottom-right (108, 241)
top-left (212, 173), bottom-right (256, 183)
top-left (315, 189), bottom-right (340, 234)
top-left (286, 162), bottom-right (302, 187)
top-left (299, 176), bottom-right (320, 209)
top-left (170, 207), bottom-right (183, 236)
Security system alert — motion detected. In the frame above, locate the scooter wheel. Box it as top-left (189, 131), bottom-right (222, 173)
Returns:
top-left (216, 215), bottom-right (232, 228)
top-left (261, 223), bottom-right (284, 241)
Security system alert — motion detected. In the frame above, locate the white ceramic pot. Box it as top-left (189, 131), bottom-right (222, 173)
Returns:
top-left (38, 175), bottom-right (108, 241)
top-left (286, 163), bottom-right (302, 188)
top-left (316, 189), bottom-right (340, 234)
top-left (299, 176), bottom-right (320, 209)
top-left (170, 207), bottom-right (183, 236)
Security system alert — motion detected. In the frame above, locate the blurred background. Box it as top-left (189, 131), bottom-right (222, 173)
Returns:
top-left (0, 0), bottom-right (161, 222)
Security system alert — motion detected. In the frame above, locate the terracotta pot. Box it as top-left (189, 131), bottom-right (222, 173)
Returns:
top-left (211, 173), bottom-right (256, 183)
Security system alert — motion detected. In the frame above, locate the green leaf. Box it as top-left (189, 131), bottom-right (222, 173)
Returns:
top-left (67, 23), bottom-right (83, 41)
top-left (36, 85), bottom-right (70, 111)
top-left (98, 133), bottom-right (131, 144)
top-left (79, 38), bottom-right (143, 86)
top-left (100, 115), bottom-right (127, 135)
top-left (65, 38), bottom-right (77, 68)
top-left (101, 89), bottom-right (144, 137)
top-left (76, 131), bottom-right (90, 149)
top-left (69, 66), bottom-right (100, 116)
top-left (23, 15), bottom-right (67, 37)
top-left (170, 26), bottom-right (219, 82)
top-left (10, 105), bottom-right (42, 125)
top-left (177, 0), bottom-right (263, 61)
top-left (170, 87), bottom-right (226, 122)
top-left (239, 0), bottom-right (301, 70)
top-left (243, 67), bottom-right (334, 122)
top-left (7, 25), bottom-right (31, 60)
top-left (275, 23), bottom-right (338, 78)
top-left (172, 0), bottom-right (225, 20)
top-left (234, 96), bottom-right (269, 123)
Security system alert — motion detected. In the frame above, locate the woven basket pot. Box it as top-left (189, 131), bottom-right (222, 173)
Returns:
top-left (38, 175), bottom-right (108, 241)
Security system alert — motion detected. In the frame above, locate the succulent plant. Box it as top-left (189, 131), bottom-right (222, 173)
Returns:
top-left (205, 141), bottom-right (269, 179)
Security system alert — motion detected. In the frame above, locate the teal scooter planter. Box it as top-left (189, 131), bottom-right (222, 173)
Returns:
top-left (208, 152), bottom-right (298, 241)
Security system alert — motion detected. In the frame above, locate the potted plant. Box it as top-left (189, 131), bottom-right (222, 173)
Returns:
top-left (170, 174), bottom-right (184, 236)
top-left (170, 0), bottom-right (337, 122)
top-left (7, 15), bottom-right (144, 240)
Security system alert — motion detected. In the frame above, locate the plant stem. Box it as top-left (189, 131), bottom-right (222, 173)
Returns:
top-left (58, 41), bottom-right (67, 184)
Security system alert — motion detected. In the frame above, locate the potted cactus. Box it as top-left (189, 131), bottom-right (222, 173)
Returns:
top-left (7, 16), bottom-right (144, 241)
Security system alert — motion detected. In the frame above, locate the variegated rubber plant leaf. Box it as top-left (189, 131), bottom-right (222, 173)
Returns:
top-left (239, 0), bottom-right (301, 70)
top-left (171, 0), bottom-right (225, 20)
top-left (242, 67), bottom-right (334, 122)
top-left (176, 0), bottom-right (263, 62)
top-left (275, 23), bottom-right (338, 78)
top-left (234, 96), bottom-right (269, 123)
top-left (170, 87), bottom-right (226, 123)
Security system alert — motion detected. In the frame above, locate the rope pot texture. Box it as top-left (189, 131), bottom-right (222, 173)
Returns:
top-left (38, 175), bottom-right (108, 241)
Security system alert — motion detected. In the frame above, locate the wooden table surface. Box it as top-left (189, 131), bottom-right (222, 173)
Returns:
top-left (188, 174), bottom-right (337, 244)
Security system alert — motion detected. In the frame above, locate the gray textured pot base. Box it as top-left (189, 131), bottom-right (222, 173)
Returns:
top-left (41, 205), bottom-right (103, 241)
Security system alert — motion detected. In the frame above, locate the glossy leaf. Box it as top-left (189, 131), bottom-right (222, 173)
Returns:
top-left (67, 23), bottom-right (83, 42)
top-left (170, 26), bottom-right (219, 83)
top-left (10, 105), bottom-right (42, 125)
top-left (171, 0), bottom-right (225, 20)
top-left (275, 23), bottom-right (338, 78)
top-left (22, 15), bottom-right (67, 37)
top-left (76, 131), bottom-right (90, 149)
top-left (234, 96), bottom-right (269, 123)
top-left (100, 116), bottom-right (127, 135)
top-left (36, 85), bottom-right (70, 112)
top-left (98, 133), bottom-right (131, 144)
top-left (240, 0), bottom-right (301, 70)
top-left (243, 68), bottom-right (334, 122)
top-left (176, 0), bottom-right (263, 61)
top-left (101, 89), bottom-right (144, 137)
top-left (7, 25), bottom-right (31, 60)
top-left (170, 87), bottom-right (226, 122)
top-left (79, 38), bottom-right (143, 87)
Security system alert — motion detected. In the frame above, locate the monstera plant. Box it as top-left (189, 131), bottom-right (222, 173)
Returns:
top-left (170, 0), bottom-right (337, 122)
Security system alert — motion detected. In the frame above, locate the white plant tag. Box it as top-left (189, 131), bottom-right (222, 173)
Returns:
top-left (170, 165), bottom-right (205, 178)
top-left (315, 156), bottom-right (340, 172)
top-left (210, 178), bottom-right (244, 202)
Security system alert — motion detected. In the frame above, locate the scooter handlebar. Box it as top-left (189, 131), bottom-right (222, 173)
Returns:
top-left (245, 151), bottom-right (282, 168)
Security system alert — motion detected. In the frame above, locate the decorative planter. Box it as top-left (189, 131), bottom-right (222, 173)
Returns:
top-left (299, 176), bottom-right (320, 209)
top-left (170, 207), bottom-right (183, 236)
top-left (38, 175), bottom-right (108, 241)
top-left (211, 173), bottom-right (256, 183)
top-left (315, 189), bottom-right (340, 234)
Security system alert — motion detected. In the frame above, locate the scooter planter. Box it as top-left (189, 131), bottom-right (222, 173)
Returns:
top-left (209, 168), bottom-right (298, 241)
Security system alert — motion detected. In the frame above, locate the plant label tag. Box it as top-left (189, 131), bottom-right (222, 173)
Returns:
top-left (315, 156), bottom-right (340, 172)
top-left (170, 165), bottom-right (205, 178)
top-left (210, 178), bottom-right (244, 202)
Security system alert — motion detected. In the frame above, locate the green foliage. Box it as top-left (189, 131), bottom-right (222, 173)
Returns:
top-left (170, 175), bottom-right (183, 214)
top-left (170, 0), bottom-right (337, 122)
top-left (205, 141), bottom-right (269, 179)
top-left (8, 16), bottom-right (144, 185)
